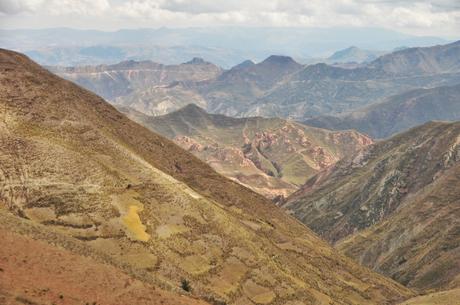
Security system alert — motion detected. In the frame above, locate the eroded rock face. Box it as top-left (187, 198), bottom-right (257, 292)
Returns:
top-left (123, 105), bottom-right (372, 199)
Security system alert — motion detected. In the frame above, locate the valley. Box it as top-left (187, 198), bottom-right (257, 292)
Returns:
top-left (120, 104), bottom-right (372, 199)
top-left (1, 19), bottom-right (459, 305)
top-left (0, 48), bottom-right (414, 305)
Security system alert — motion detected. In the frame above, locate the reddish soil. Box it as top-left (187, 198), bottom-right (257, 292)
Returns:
top-left (0, 229), bottom-right (208, 305)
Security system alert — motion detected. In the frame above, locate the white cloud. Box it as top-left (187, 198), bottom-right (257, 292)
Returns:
top-left (0, 0), bottom-right (459, 37)
top-left (0, 0), bottom-right (109, 15)
top-left (47, 0), bottom-right (110, 16)
top-left (0, 0), bottom-right (44, 14)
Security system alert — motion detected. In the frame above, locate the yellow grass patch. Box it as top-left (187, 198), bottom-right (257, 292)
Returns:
top-left (122, 205), bottom-right (150, 242)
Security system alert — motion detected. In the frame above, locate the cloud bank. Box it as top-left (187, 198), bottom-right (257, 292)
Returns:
top-left (1, 0), bottom-right (459, 37)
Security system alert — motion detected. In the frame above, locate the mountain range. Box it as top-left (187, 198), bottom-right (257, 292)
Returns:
top-left (305, 83), bottom-right (460, 138)
top-left (0, 49), bottom-right (416, 305)
top-left (50, 40), bottom-right (460, 124)
top-left (284, 121), bottom-right (460, 292)
top-left (120, 104), bottom-right (372, 199)
top-left (1, 27), bottom-right (447, 67)
top-left (242, 41), bottom-right (460, 120)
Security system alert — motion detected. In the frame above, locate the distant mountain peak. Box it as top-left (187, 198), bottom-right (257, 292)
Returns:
top-left (343, 46), bottom-right (360, 51)
top-left (184, 57), bottom-right (207, 65)
top-left (328, 46), bottom-right (384, 63)
top-left (261, 55), bottom-right (299, 66)
top-left (169, 103), bottom-right (211, 120)
top-left (231, 59), bottom-right (255, 70)
top-left (179, 103), bottom-right (207, 113)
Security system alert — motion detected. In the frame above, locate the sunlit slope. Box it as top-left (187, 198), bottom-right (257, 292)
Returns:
top-left (0, 49), bottom-right (412, 305)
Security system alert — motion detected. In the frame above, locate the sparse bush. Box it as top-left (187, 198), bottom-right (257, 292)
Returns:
top-left (180, 278), bottom-right (191, 292)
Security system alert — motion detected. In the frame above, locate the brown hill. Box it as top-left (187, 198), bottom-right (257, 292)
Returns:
top-left (0, 49), bottom-right (413, 304)
top-left (284, 121), bottom-right (460, 291)
top-left (121, 104), bottom-right (372, 199)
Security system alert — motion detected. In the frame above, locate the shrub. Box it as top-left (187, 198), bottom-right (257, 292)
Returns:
top-left (180, 278), bottom-right (191, 292)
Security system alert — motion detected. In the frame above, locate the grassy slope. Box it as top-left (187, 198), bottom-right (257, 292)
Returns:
top-left (0, 49), bottom-right (412, 305)
top-left (398, 289), bottom-right (460, 305)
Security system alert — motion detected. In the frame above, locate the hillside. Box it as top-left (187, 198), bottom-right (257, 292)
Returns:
top-left (120, 104), bottom-right (372, 199)
top-left (304, 84), bottom-right (460, 138)
top-left (0, 218), bottom-right (208, 305)
top-left (114, 82), bottom-right (209, 116)
top-left (284, 121), bottom-right (460, 291)
top-left (398, 289), bottom-right (460, 305)
top-left (0, 49), bottom-right (414, 305)
top-left (49, 58), bottom-right (222, 100)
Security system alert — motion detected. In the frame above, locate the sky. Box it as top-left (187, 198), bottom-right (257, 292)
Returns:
top-left (0, 0), bottom-right (459, 38)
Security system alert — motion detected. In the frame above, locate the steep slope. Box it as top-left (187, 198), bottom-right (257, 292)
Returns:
top-left (284, 121), bottom-right (460, 291)
top-left (304, 84), bottom-right (460, 138)
top-left (0, 49), bottom-right (413, 305)
top-left (121, 104), bottom-right (372, 199)
top-left (49, 58), bottom-right (222, 100)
